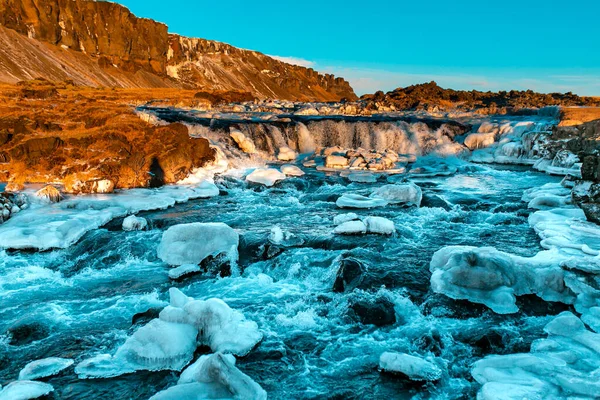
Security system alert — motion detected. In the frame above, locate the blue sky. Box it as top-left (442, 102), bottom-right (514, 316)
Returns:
top-left (114, 0), bottom-right (600, 95)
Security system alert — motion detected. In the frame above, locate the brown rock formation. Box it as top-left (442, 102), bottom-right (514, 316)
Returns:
top-left (0, 81), bottom-right (216, 191)
top-left (0, 0), bottom-right (356, 101)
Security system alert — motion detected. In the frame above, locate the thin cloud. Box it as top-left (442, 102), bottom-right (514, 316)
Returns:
top-left (268, 55), bottom-right (316, 68)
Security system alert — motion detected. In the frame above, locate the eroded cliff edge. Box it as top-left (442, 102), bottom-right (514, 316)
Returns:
top-left (0, 0), bottom-right (356, 101)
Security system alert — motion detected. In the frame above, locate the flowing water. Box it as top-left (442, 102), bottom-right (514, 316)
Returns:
top-left (0, 155), bottom-right (564, 398)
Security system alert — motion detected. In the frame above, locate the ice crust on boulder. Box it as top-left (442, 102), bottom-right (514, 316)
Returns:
top-left (277, 146), bottom-right (297, 161)
top-left (150, 353), bottom-right (266, 400)
top-left (430, 246), bottom-right (576, 314)
top-left (245, 168), bottom-right (286, 186)
top-left (168, 264), bottom-right (202, 280)
top-left (379, 352), bottom-right (442, 381)
top-left (0, 381), bottom-right (54, 400)
top-left (336, 194), bottom-right (388, 209)
top-left (34, 185), bottom-right (62, 203)
top-left (157, 223), bottom-right (239, 267)
top-left (18, 357), bottom-right (74, 380)
top-left (333, 213), bottom-right (359, 225)
top-left (363, 216), bottom-right (395, 235)
top-left (472, 312), bottom-right (600, 399)
top-left (122, 215), bottom-right (147, 231)
top-left (333, 220), bottom-right (367, 235)
top-left (280, 164), bottom-right (305, 176)
top-left (0, 185), bottom-right (222, 251)
top-left (370, 183), bottom-right (422, 206)
top-left (75, 288), bottom-right (262, 379)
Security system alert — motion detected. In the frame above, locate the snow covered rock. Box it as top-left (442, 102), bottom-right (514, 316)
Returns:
top-left (333, 213), bottom-right (359, 225)
top-left (150, 353), bottom-right (266, 400)
top-left (122, 215), bottom-right (147, 231)
top-left (325, 155), bottom-right (349, 168)
top-left (157, 222), bottom-right (239, 267)
top-left (336, 194), bottom-right (388, 209)
top-left (363, 216), bottom-right (395, 235)
top-left (230, 130), bottom-right (257, 154)
top-left (472, 312), bottom-right (600, 399)
top-left (280, 164), bottom-right (305, 176)
top-left (429, 246), bottom-right (575, 314)
top-left (464, 132), bottom-right (496, 150)
top-left (18, 357), bottom-right (74, 380)
top-left (379, 352), bottom-right (442, 381)
top-left (34, 185), bottom-right (62, 203)
top-left (277, 146), bottom-right (297, 161)
top-left (333, 220), bottom-right (367, 235)
top-left (76, 288), bottom-right (262, 379)
top-left (0, 381), bottom-right (54, 400)
top-left (370, 183), bottom-right (422, 206)
top-left (246, 168), bottom-right (286, 186)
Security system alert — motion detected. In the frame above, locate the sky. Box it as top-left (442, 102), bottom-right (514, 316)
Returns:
top-left (113, 0), bottom-right (600, 96)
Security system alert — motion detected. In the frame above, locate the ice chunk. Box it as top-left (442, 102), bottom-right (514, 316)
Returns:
top-left (194, 181), bottom-right (220, 198)
top-left (370, 183), bottom-right (422, 206)
top-left (245, 168), bottom-right (286, 186)
top-left (122, 215), bottom-right (147, 231)
top-left (277, 146), bottom-right (297, 161)
top-left (347, 172), bottom-right (377, 183)
top-left (472, 312), bottom-right (600, 399)
top-left (379, 352), bottom-right (442, 381)
top-left (168, 264), bottom-right (202, 280)
top-left (157, 222), bottom-right (239, 267)
top-left (333, 213), bottom-right (359, 225)
top-left (430, 246), bottom-right (576, 314)
top-left (333, 220), bottom-right (367, 235)
top-left (150, 353), bottom-right (266, 400)
top-left (363, 216), bottom-right (395, 235)
top-left (182, 298), bottom-right (262, 356)
top-left (336, 194), bottom-right (388, 209)
top-left (18, 357), bottom-right (74, 380)
top-left (0, 381), bottom-right (54, 400)
top-left (280, 164), bottom-right (305, 176)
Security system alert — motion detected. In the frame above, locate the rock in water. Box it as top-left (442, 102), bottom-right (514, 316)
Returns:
top-left (349, 297), bottom-right (396, 326)
top-left (333, 258), bottom-right (366, 293)
top-left (34, 185), bottom-right (62, 203)
top-left (149, 353), bottom-right (266, 400)
top-left (336, 194), bottom-right (388, 209)
top-left (370, 183), bottom-right (422, 206)
top-left (18, 357), bottom-right (74, 380)
top-left (0, 380), bottom-right (54, 399)
top-left (157, 222), bottom-right (239, 266)
top-left (122, 215), bottom-right (147, 231)
top-left (277, 146), bottom-right (297, 161)
top-left (246, 168), bottom-right (287, 187)
top-left (280, 164), bottom-right (305, 176)
top-left (379, 352), bottom-right (442, 381)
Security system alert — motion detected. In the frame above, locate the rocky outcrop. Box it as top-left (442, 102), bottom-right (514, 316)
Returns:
top-left (0, 81), bottom-right (216, 192)
top-left (0, 0), bottom-right (356, 101)
top-left (167, 35), bottom-right (356, 102)
top-left (360, 81), bottom-right (599, 114)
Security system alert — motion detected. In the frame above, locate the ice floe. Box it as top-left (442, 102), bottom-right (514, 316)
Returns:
top-left (18, 357), bottom-right (74, 380)
top-left (245, 168), bottom-right (286, 186)
top-left (0, 381), bottom-right (54, 400)
top-left (280, 164), bottom-right (305, 176)
top-left (336, 194), bottom-right (388, 209)
top-left (379, 352), bottom-right (442, 381)
top-left (0, 185), bottom-right (222, 250)
top-left (150, 353), bottom-right (266, 400)
top-left (472, 312), bottom-right (600, 399)
top-left (333, 220), bottom-right (367, 235)
top-left (370, 183), bottom-right (422, 206)
top-left (157, 222), bottom-right (239, 267)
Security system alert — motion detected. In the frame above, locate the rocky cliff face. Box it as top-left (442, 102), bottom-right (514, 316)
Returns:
top-left (0, 0), bottom-right (356, 101)
top-left (167, 35), bottom-right (356, 102)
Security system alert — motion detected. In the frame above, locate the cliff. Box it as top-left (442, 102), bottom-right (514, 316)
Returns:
top-left (0, 0), bottom-right (356, 101)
